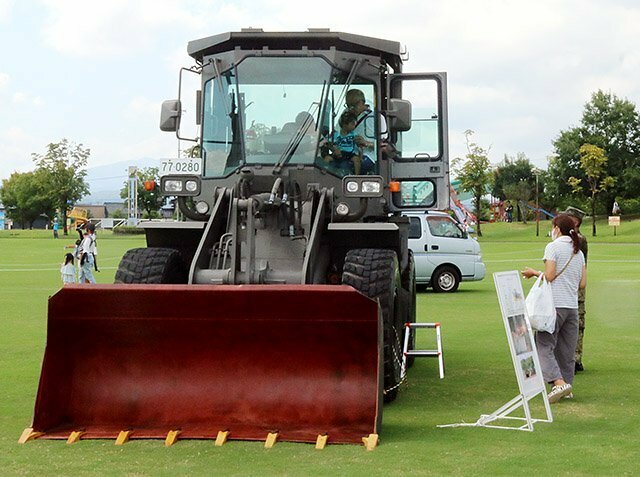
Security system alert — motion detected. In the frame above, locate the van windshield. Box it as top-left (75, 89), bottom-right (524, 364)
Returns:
top-left (427, 216), bottom-right (464, 238)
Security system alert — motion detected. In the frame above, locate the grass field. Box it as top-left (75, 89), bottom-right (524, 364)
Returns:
top-left (1, 221), bottom-right (639, 476)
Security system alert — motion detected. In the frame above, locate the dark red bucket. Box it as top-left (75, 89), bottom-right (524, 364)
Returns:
top-left (29, 284), bottom-right (381, 444)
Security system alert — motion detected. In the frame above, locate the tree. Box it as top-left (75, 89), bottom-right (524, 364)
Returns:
top-left (453, 130), bottom-right (493, 237)
top-left (550, 90), bottom-right (640, 213)
top-left (503, 181), bottom-right (533, 224)
top-left (120, 167), bottom-right (163, 219)
top-left (0, 171), bottom-right (56, 229)
top-left (492, 153), bottom-right (538, 222)
top-left (568, 144), bottom-right (615, 236)
top-left (32, 139), bottom-right (90, 235)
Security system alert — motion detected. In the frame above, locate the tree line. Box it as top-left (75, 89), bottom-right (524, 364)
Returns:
top-left (454, 90), bottom-right (640, 236)
top-left (1, 139), bottom-right (89, 232)
top-left (0, 138), bottom-right (167, 231)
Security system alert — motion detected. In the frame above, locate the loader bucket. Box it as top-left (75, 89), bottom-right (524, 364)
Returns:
top-left (28, 284), bottom-right (382, 445)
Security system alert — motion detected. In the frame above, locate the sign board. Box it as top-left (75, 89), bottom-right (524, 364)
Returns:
top-left (493, 271), bottom-right (547, 399)
top-left (438, 270), bottom-right (552, 432)
top-left (160, 157), bottom-right (202, 176)
top-left (608, 216), bottom-right (621, 226)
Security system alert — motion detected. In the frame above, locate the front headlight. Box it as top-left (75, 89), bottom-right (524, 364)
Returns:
top-left (185, 180), bottom-right (198, 192)
top-left (361, 181), bottom-right (381, 194)
top-left (164, 180), bottom-right (183, 193)
top-left (342, 175), bottom-right (384, 198)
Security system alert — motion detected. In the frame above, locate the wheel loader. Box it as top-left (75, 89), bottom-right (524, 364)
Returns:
top-left (25, 29), bottom-right (449, 446)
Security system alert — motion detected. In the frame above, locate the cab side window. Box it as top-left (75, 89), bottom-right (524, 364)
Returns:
top-left (427, 216), bottom-right (463, 238)
top-left (408, 217), bottom-right (422, 239)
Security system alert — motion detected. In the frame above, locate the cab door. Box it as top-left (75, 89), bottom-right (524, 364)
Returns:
top-left (386, 73), bottom-right (450, 213)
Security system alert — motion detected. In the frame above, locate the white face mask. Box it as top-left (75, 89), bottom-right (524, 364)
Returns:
top-left (551, 227), bottom-right (560, 241)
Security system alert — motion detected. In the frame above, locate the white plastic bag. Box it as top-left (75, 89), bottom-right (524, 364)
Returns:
top-left (525, 274), bottom-right (556, 333)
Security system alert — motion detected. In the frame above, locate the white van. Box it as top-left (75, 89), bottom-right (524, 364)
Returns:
top-left (406, 211), bottom-right (485, 292)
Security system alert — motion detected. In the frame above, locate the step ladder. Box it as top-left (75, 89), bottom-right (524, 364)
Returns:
top-left (401, 322), bottom-right (444, 379)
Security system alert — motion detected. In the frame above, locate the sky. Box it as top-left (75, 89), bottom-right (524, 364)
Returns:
top-left (1, 0), bottom-right (639, 184)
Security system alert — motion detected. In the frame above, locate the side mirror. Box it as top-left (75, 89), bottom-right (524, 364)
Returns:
top-left (160, 100), bottom-right (181, 132)
top-left (387, 99), bottom-right (412, 132)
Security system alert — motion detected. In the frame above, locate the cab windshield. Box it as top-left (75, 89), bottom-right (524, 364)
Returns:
top-left (201, 56), bottom-right (377, 178)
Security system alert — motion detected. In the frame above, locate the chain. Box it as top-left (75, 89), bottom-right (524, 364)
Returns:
top-left (383, 323), bottom-right (407, 395)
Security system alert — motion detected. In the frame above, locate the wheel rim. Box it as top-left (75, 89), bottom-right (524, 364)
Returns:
top-left (438, 272), bottom-right (455, 291)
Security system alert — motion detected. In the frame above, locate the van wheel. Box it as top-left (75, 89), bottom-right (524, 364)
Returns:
top-left (432, 266), bottom-right (459, 293)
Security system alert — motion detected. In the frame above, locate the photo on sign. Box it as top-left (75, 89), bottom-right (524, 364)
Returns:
top-left (508, 314), bottom-right (533, 356)
top-left (520, 356), bottom-right (537, 379)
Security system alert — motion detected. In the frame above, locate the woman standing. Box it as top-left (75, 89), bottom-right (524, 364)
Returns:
top-left (522, 213), bottom-right (587, 403)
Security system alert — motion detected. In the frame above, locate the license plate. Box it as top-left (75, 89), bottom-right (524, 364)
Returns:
top-left (160, 157), bottom-right (202, 176)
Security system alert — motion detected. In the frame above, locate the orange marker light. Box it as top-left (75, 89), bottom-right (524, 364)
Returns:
top-left (389, 181), bottom-right (401, 193)
top-left (144, 180), bottom-right (157, 191)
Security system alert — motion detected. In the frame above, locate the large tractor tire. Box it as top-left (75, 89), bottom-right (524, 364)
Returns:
top-left (342, 249), bottom-right (403, 403)
top-left (114, 247), bottom-right (188, 284)
top-left (401, 250), bottom-right (417, 368)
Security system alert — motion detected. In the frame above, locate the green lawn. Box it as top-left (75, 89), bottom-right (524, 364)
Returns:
top-left (1, 223), bottom-right (639, 476)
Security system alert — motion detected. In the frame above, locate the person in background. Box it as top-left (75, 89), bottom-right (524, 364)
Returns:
top-left (60, 253), bottom-right (76, 284)
top-left (612, 201), bottom-right (621, 215)
top-left (522, 213), bottom-right (587, 403)
top-left (563, 206), bottom-right (588, 372)
top-left (78, 223), bottom-right (97, 284)
top-left (52, 218), bottom-right (59, 239)
top-left (505, 202), bottom-right (514, 223)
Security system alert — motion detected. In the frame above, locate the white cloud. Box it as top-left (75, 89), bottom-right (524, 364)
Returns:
top-left (127, 96), bottom-right (159, 116)
top-left (0, 0), bottom-right (13, 21)
top-left (0, 72), bottom-right (9, 89)
top-left (12, 91), bottom-right (44, 106)
top-left (40, 0), bottom-right (205, 57)
top-left (0, 127), bottom-right (38, 178)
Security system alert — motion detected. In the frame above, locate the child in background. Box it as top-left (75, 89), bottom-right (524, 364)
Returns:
top-left (61, 253), bottom-right (76, 284)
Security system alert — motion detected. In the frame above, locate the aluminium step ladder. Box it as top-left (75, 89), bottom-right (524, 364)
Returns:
top-left (401, 322), bottom-right (444, 379)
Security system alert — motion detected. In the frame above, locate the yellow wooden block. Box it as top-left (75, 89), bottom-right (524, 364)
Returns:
top-left (165, 430), bottom-right (181, 447)
top-left (315, 434), bottom-right (328, 450)
top-left (67, 430), bottom-right (85, 444)
top-left (362, 433), bottom-right (379, 451)
top-left (264, 432), bottom-right (278, 449)
top-left (215, 430), bottom-right (229, 447)
top-left (18, 428), bottom-right (43, 444)
top-left (115, 430), bottom-right (132, 446)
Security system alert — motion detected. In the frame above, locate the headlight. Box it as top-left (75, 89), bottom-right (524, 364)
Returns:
top-left (195, 201), bottom-right (209, 214)
top-left (336, 203), bottom-right (350, 216)
top-left (361, 181), bottom-right (381, 194)
top-left (164, 180), bottom-right (183, 192)
top-left (346, 181), bottom-right (359, 193)
top-left (185, 180), bottom-right (198, 192)
top-left (342, 176), bottom-right (384, 198)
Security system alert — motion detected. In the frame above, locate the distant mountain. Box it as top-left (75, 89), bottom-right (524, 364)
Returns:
top-left (83, 158), bottom-right (159, 204)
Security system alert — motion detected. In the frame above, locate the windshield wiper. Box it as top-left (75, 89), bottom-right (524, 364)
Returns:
top-left (272, 83), bottom-right (325, 174)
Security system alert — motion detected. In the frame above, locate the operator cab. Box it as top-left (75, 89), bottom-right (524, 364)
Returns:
top-left (160, 29), bottom-right (450, 218)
